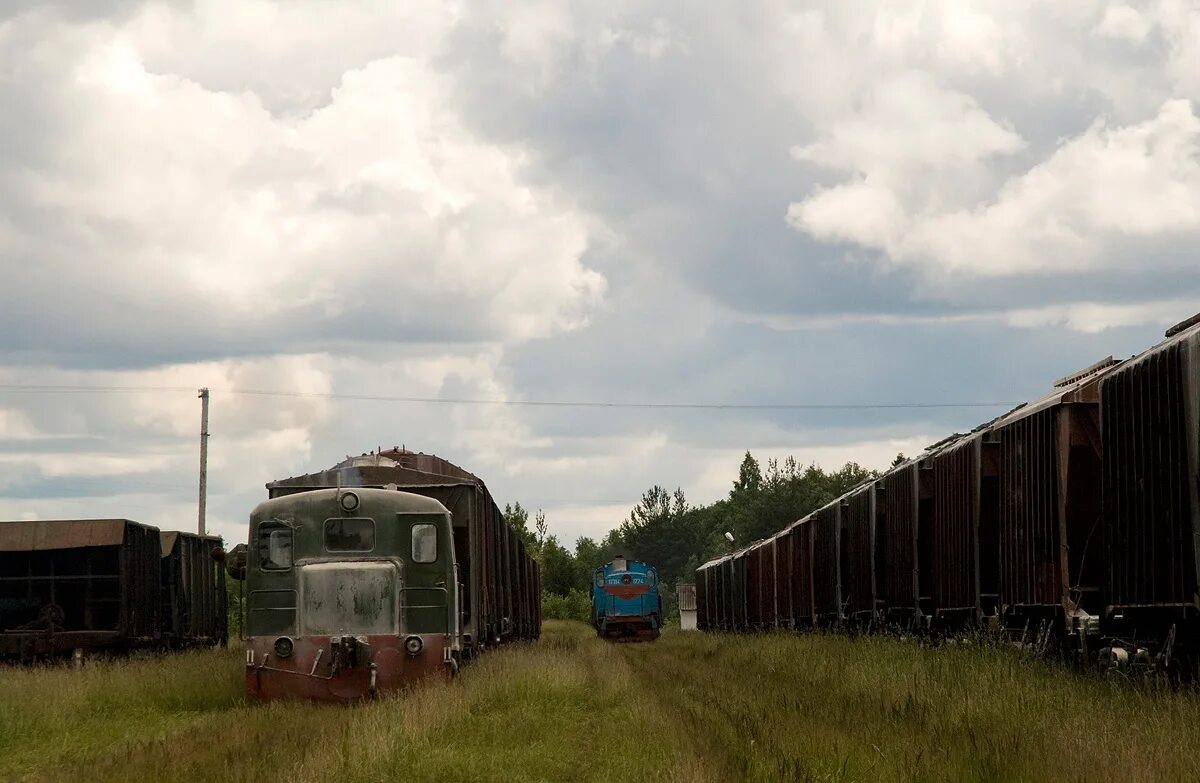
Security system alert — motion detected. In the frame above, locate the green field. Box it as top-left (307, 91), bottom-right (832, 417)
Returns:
top-left (2, 621), bottom-right (1199, 782)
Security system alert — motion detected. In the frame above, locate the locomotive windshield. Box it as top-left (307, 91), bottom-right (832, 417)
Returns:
top-left (258, 525), bottom-right (293, 570)
top-left (323, 517), bottom-right (375, 552)
top-left (411, 523), bottom-right (437, 563)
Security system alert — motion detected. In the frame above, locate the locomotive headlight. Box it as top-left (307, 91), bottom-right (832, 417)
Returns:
top-left (339, 491), bottom-right (360, 512)
top-left (404, 635), bottom-right (423, 656)
top-left (273, 636), bottom-right (294, 658)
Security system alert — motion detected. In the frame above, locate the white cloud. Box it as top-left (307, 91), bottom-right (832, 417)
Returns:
top-left (791, 99), bottom-right (1200, 277)
top-left (0, 5), bottom-right (605, 348)
top-left (1094, 4), bottom-right (1152, 43)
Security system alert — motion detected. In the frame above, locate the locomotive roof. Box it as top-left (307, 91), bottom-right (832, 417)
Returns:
top-left (0, 518), bottom-right (151, 551)
top-left (251, 487), bottom-right (450, 517)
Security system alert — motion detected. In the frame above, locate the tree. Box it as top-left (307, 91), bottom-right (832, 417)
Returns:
top-left (538, 536), bottom-right (577, 596)
top-left (534, 509), bottom-right (548, 547)
top-left (503, 502), bottom-right (538, 553)
top-left (573, 536), bottom-right (603, 588)
top-left (891, 452), bottom-right (907, 467)
top-left (613, 485), bottom-right (697, 584)
top-left (731, 451), bottom-right (762, 497)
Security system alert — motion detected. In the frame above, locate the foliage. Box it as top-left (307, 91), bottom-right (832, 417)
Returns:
top-left (502, 501), bottom-right (540, 553)
top-left (531, 451), bottom-right (879, 618)
top-left (540, 589), bottom-right (591, 623)
top-left (225, 574), bottom-right (246, 641)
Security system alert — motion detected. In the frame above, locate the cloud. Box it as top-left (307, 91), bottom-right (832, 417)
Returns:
top-left (1094, 4), bottom-right (1152, 43)
top-left (0, 5), bottom-right (605, 362)
top-left (791, 99), bottom-right (1200, 278)
top-left (4, 2), bottom-right (1200, 548)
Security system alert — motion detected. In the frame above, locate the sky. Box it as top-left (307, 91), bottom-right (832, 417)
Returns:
top-left (1, 1), bottom-right (1199, 549)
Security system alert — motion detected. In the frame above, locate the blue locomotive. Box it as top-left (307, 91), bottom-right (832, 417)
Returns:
top-left (592, 556), bottom-right (662, 641)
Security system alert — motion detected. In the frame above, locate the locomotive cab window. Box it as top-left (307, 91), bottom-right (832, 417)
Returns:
top-left (257, 525), bottom-right (293, 570)
top-left (412, 523), bottom-right (437, 563)
top-left (324, 517), bottom-right (375, 552)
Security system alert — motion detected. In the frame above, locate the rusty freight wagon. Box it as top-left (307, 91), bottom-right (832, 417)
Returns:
top-left (251, 449), bottom-right (540, 701)
top-left (0, 519), bottom-right (160, 659)
top-left (811, 504), bottom-right (842, 625)
top-left (984, 357), bottom-right (1119, 649)
top-left (874, 460), bottom-right (927, 625)
top-left (160, 531), bottom-right (228, 648)
top-left (771, 530), bottom-right (792, 629)
top-left (921, 434), bottom-right (993, 628)
top-left (1100, 313), bottom-right (1200, 669)
top-left (746, 538), bottom-right (778, 630)
top-left (841, 484), bottom-right (878, 625)
top-left (697, 553), bottom-right (729, 630)
top-left (785, 519), bottom-right (815, 627)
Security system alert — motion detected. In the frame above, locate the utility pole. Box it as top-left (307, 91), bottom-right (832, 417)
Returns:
top-left (198, 387), bottom-right (210, 535)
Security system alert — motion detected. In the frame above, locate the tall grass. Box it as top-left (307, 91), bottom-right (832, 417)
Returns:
top-left (2, 624), bottom-right (1199, 781)
top-left (635, 629), bottom-right (1200, 781)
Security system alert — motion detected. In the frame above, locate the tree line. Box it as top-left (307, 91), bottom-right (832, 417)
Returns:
top-left (507, 452), bottom-right (881, 621)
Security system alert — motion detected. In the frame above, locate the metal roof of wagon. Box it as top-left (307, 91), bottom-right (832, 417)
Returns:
top-left (987, 355), bottom-right (1122, 430)
top-left (159, 530), bottom-right (223, 558)
top-left (1102, 310), bottom-right (1200, 377)
top-left (0, 518), bottom-right (152, 551)
top-left (269, 448), bottom-right (484, 490)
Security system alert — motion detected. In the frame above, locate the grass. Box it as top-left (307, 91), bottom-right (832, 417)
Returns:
top-left (1, 623), bottom-right (1199, 781)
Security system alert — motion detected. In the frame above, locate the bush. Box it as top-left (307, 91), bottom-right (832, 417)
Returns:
top-left (541, 589), bottom-right (591, 623)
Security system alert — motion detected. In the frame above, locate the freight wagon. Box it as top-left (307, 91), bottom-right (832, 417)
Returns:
top-left (0, 519), bottom-right (226, 659)
top-left (695, 310), bottom-right (1200, 675)
top-left (1100, 313), bottom-right (1200, 672)
top-left (160, 531), bottom-right (228, 648)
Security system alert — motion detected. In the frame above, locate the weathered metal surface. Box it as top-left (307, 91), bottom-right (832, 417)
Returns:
top-left (160, 531), bottom-right (227, 646)
top-left (266, 450), bottom-right (541, 650)
top-left (812, 504), bottom-right (841, 623)
top-left (788, 520), bottom-right (815, 625)
top-left (842, 486), bottom-right (876, 618)
top-left (772, 531), bottom-right (792, 628)
top-left (989, 358), bottom-right (1112, 630)
top-left (245, 632), bottom-right (452, 702)
top-left (731, 547), bottom-right (749, 630)
top-left (876, 464), bottom-right (920, 616)
top-left (0, 519), bottom-right (130, 551)
top-left (246, 488), bottom-right (464, 700)
top-left (748, 539), bottom-right (777, 629)
top-left (0, 518), bottom-right (161, 657)
top-left (996, 407), bottom-right (1062, 607)
top-left (1102, 324), bottom-right (1200, 615)
top-left (927, 436), bottom-right (980, 619)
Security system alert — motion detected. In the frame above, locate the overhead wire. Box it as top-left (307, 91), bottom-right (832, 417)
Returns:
top-left (0, 383), bottom-right (1021, 411)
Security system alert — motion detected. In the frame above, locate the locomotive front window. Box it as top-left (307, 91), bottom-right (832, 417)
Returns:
top-left (258, 526), bottom-right (293, 570)
top-left (324, 517), bottom-right (375, 552)
top-left (412, 523), bottom-right (437, 563)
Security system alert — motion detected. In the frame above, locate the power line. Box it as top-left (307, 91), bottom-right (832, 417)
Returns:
top-left (0, 383), bottom-right (1020, 411)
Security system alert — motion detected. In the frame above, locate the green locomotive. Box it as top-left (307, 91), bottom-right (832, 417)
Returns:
top-left (245, 449), bottom-right (540, 701)
top-left (245, 487), bottom-right (460, 700)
